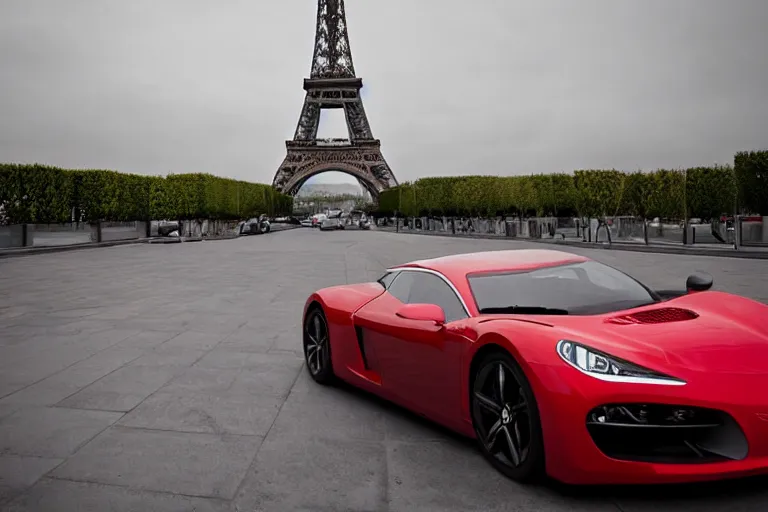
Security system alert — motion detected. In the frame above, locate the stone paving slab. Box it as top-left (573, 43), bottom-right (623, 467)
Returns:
top-left (3, 479), bottom-right (232, 512)
top-left (55, 365), bottom-right (184, 412)
top-left (50, 426), bottom-right (262, 500)
top-left (1, 229), bottom-right (767, 511)
top-left (0, 346), bottom-right (146, 407)
top-left (233, 434), bottom-right (387, 512)
top-left (272, 378), bottom-right (388, 443)
top-left (0, 457), bottom-right (62, 505)
top-left (0, 407), bottom-right (122, 459)
top-left (116, 390), bottom-right (284, 436)
top-left (384, 439), bottom-right (615, 512)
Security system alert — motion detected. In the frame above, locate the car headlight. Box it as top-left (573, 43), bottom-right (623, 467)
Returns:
top-left (556, 340), bottom-right (685, 386)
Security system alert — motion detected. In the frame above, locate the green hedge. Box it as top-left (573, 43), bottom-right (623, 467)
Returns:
top-left (0, 164), bottom-right (74, 224)
top-left (377, 153), bottom-right (766, 219)
top-left (0, 164), bottom-right (292, 224)
top-left (734, 151), bottom-right (768, 214)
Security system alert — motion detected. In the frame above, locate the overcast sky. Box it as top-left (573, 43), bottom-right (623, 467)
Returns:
top-left (1, 0), bottom-right (767, 189)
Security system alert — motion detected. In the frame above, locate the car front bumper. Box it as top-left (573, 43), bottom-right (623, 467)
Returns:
top-left (532, 362), bottom-right (768, 485)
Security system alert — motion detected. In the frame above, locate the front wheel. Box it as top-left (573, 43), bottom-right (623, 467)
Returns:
top-left (470, 351), bottom-right (545, 483)
top-left (303, 306), bottom-right (334, 384)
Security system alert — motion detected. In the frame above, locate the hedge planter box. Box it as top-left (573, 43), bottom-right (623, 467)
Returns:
top-left (29, 223), bottom-right (95, 247)
top-left (739, 217), bottom-right (768, 246)
top-left (391, 215), bottom-right (748, 248)
top-left (0, 223), bottom-right (94, 248)
top-left (0, 221), bottom-right (151, 249)
top-left (0, 225), bottom-right (24, 249)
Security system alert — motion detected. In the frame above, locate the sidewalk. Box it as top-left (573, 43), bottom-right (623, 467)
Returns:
top-left (0, 224), bottom-right (300, 259)
top-left (376, 227), bottom-right (768, 260)
top-left (0, 238), bottom-right (148, 259)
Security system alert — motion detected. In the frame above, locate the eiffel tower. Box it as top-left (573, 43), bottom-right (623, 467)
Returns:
top-left (271, 0), bottom-right (398, 197)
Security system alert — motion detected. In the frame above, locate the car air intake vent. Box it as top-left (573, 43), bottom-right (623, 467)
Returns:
top-left (606, 308), bottom-right (699, 325)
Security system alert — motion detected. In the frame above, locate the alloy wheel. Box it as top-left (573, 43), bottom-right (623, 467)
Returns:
top-left (304, 310), bottom-right (328, 376)
top-left (472, 360), bottom-right (532, 469)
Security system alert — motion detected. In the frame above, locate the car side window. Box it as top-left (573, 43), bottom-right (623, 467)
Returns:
top-left (377, 271), bottom-right (399, 289)
top-left (387, 271), bottom-right (415, 303)
top-left (408, 272), bottom-right (468, 323)
top-left (388, 271), bottom-right (467, 323)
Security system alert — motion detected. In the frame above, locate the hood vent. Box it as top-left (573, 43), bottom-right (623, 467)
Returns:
top-left (606, 308), bottom-right (699, 325)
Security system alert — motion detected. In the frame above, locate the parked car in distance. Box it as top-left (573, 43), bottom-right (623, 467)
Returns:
top-left (320, 210), bottom-right (344, 231)
top-left (349, 210), bottom-right (371, 230)
top-left (311, 214), bottom-right (327, 228)
top-left (239, 215), bottom-right (270, 235)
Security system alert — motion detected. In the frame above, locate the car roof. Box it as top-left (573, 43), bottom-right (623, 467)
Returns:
top-left (390, 249), bottom-right (590, 282)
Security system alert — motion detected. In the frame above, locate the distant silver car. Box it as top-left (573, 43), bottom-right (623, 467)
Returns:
top-left (311, 214), bottom-right (327, 228)
top-left (320, 210), bottom-right (345, 231)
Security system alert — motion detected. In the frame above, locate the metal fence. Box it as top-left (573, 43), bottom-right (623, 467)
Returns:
top-left (381, 215), bottom-right (768, 249)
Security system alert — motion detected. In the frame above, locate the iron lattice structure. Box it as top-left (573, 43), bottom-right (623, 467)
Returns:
top-left (272, 0), bottom-right (398, 197)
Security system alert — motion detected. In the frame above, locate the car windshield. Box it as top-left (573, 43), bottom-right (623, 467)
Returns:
top-left (468, 261), bottom-right (659, 316)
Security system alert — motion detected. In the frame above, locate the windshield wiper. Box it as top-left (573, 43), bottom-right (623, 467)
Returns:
top-left (479, 306), bottom-right (569, 315)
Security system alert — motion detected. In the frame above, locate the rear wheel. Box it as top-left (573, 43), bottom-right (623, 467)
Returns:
top-left (470, 350), bottom-right (545, 483)
top-left (303, 306), bottom-right (334, 384)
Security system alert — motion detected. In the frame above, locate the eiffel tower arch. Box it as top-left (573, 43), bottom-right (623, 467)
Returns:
top-left (272, 0), bottom-right (398, 198)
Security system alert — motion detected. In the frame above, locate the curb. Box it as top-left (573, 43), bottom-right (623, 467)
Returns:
top-left (0, 238), bottom-right (146, 259)
top-left (0, 225), bottom-right (300, 260)
top-left (378, 229), bottom-right (768, 260)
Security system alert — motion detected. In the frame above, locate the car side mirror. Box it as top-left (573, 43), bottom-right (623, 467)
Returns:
top-left (686, 272), bottom-right (713, 293)
top-left (396, 303), bottom-right (445, 326)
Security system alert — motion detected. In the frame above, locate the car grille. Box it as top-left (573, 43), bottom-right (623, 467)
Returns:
top-left (586, 403), bottom-right (748, 464)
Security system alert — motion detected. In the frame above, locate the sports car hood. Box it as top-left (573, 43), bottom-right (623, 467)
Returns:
top-left (525, 291), bottom-right (767, 376)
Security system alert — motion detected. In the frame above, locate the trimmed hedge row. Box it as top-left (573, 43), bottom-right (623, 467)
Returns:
top-left (379, 151), bottom-right (767, 219)
top-left (735, 151), bottom-right (768, 217)
top-left (0, 164), bottom-right (292, 224)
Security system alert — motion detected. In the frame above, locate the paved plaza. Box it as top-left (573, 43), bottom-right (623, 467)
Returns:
top-left (1, 229), bottom-right (767, 511)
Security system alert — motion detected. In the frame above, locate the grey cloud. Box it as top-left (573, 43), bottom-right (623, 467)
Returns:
top-left (1, 0), bottom-right (767, 188)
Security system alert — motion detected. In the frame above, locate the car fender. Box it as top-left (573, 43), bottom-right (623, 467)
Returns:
top-left (304, 283), bottom-right (386, 376)
top-left (303, 282), bottom-right (385, 321)
top-left (467, 317), bottom-right (558, 378)
top-left (460, 318), bottom-right (558, 434)
top-left (464, 318), bottom-right (585, 478)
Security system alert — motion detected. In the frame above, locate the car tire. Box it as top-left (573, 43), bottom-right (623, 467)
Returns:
top-left (470, 350), bottom-right (545, 483)
top-left (303, 305), bottom-right (334, 385)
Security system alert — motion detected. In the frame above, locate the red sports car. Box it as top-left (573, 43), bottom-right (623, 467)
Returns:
top-left (301, 249), bottom-right (768, 485)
